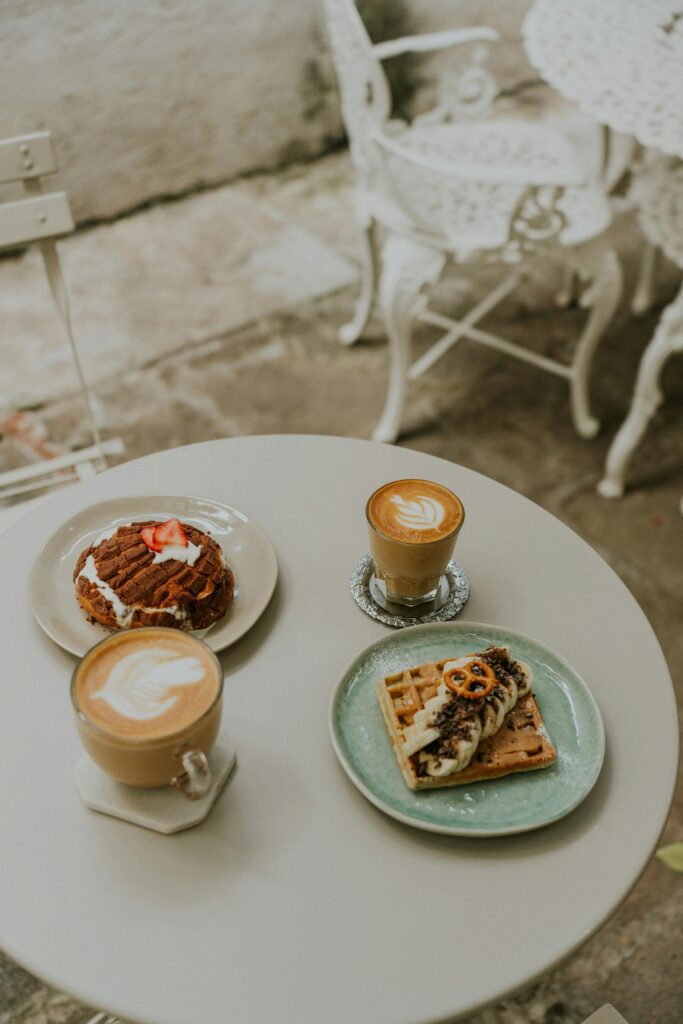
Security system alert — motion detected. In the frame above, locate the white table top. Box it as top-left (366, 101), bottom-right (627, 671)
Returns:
top-left (0, 436), bottom-right (677, 1024)
top-left (524, 0), bottom-right (683, 158)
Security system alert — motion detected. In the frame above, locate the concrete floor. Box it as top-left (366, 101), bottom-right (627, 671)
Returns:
top-left (0, 151), bottom-right (681, 1024)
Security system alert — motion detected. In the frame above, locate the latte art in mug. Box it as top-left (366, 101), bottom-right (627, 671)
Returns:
top-left (92, 648), bottom-right (207, 721)
top-left (75, 630), bottom-right (221, 741)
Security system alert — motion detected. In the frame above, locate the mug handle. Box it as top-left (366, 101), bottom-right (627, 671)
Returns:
top-left (171, 749), bottom-right (212, 800)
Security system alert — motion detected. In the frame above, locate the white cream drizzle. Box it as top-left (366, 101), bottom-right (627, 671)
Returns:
top-left (152, 540), bottom-right (202, 565)
top-left (92, 525), bottom-right (119, 547)
top-left (79, 554), bottom-right (188, 628)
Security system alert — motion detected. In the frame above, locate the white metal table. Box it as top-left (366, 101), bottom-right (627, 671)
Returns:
top-left (524, 0), bottom-right (683, 160)
top-left (525, 0), bottom-right (683, 496)
top-left (0, 436), bottom-right (677, 1024)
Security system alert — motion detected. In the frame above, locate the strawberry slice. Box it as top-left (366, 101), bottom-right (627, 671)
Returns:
top-left (153, 517), bottom-right (188, 549)
top-left (141, 525), bottom-right (163, 552)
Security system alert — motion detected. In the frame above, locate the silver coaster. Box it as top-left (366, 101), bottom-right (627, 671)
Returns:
top-left (350, 553), bottom-right (470, 628)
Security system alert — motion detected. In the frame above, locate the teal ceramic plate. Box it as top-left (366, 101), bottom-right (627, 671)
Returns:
top-left (329, 622), bottom-right (605, 837)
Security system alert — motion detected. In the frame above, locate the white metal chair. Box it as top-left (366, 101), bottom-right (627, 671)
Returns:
top-left (598, 155), bottom-right (683, 501)
top-left (0, 131), bottom-right (122, 504)
top-left (324, 0), bottom-right (623, 443)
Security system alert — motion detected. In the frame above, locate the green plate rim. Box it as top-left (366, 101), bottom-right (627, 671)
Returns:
top-left (329, 620), bottom-right (605, 837)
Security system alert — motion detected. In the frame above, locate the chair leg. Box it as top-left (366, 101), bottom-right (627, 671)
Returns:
top-left (39, 238), bottom-right (108, 468)
top-left (598, 282), bottom-right (683, 497)
top-left (568, 239), bottom-right (623, 439)
top-left (372, 233), bottom-right (445, 444)
top-left (556, 264), bottom-right (577, 308)
top-left (339, 217), bottom-right (379, 346)
top-left (631, 241), bottom-right (660, 316)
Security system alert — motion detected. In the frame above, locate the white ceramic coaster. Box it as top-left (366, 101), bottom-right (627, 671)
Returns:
top-left (580, 1009), bottom-right (630, 1024)
top-left (75, 732), bottom-right (237, 834)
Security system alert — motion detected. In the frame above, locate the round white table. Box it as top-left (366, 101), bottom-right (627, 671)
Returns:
top-left (0, 436), bottom-right (677, 1024)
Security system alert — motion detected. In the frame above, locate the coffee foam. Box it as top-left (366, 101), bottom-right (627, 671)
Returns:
top-left (75, 630), bottom-right (221, 740)
top-left (368, 480), bottom-right (463, 544)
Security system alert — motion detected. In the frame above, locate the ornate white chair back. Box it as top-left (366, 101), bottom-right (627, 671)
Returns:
top-left (323, 0), bottom-right (573, 258)
top-left (323, 0), bottom-right (392, 178)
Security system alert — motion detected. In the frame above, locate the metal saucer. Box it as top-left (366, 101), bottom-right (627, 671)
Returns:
top-left (350, 553), bottom-right (470, 628)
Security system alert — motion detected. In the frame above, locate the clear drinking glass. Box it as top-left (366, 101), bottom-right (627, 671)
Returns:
top-left (366, 479), bottom-right (465, 613)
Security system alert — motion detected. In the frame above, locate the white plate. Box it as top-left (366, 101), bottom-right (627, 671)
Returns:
top-left (29, 495), bottom-right (278, 656)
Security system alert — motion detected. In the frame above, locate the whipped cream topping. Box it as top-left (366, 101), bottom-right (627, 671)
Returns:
top-left (152, 540), bottom-right (202, 565)
top-left (390, 494), bottom-right (445, 531)
top-left (401, 650), bottom-right (531, 778)
top-left (79, 555), bottom-right (188, 628)
top-left (92, 647), bottom-right (206, 720)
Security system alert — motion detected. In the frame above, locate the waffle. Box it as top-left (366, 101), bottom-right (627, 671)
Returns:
top-left (73, 520), bottom-right (234, 632)
top-left (377, 654), bottom-right (556, 791)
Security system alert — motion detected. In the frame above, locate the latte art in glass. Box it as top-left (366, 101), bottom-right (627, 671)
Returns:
top-left (390, 494), bottom-right (445, 532)
top-left (368, 479), bottom-right (463, 544)
top-left (92, 648), bottom-right (206, 721)
top-left (366, 478), bottom-right (465, 608)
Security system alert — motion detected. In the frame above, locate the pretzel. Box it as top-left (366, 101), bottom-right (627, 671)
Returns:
top-left (444, 659), bottom-right (496, 699)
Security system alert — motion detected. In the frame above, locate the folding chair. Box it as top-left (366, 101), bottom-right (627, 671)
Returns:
top-left (0, 131), bottom-right (122, 504)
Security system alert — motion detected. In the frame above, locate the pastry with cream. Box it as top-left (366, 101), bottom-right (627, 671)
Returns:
top-left (73, 518), bottom-right (234, 632)
top-left (377, 646), bottom-right (556, 790)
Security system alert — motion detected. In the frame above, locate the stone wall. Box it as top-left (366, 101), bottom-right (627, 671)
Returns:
top-left (0, 0), bottom-right (533, 223)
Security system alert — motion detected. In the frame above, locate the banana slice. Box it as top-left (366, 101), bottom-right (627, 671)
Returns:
top-left (401, 648), bottom-right (534, 778)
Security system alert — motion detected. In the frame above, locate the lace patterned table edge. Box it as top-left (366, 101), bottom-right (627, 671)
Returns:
top-left (350, 553), bottom-right (470, 628)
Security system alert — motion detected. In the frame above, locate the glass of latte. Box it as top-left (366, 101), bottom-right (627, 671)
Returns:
top-left (71, 627), bottom-right (223, 799)
top-left (366, 479), bottom-right (464, 612)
